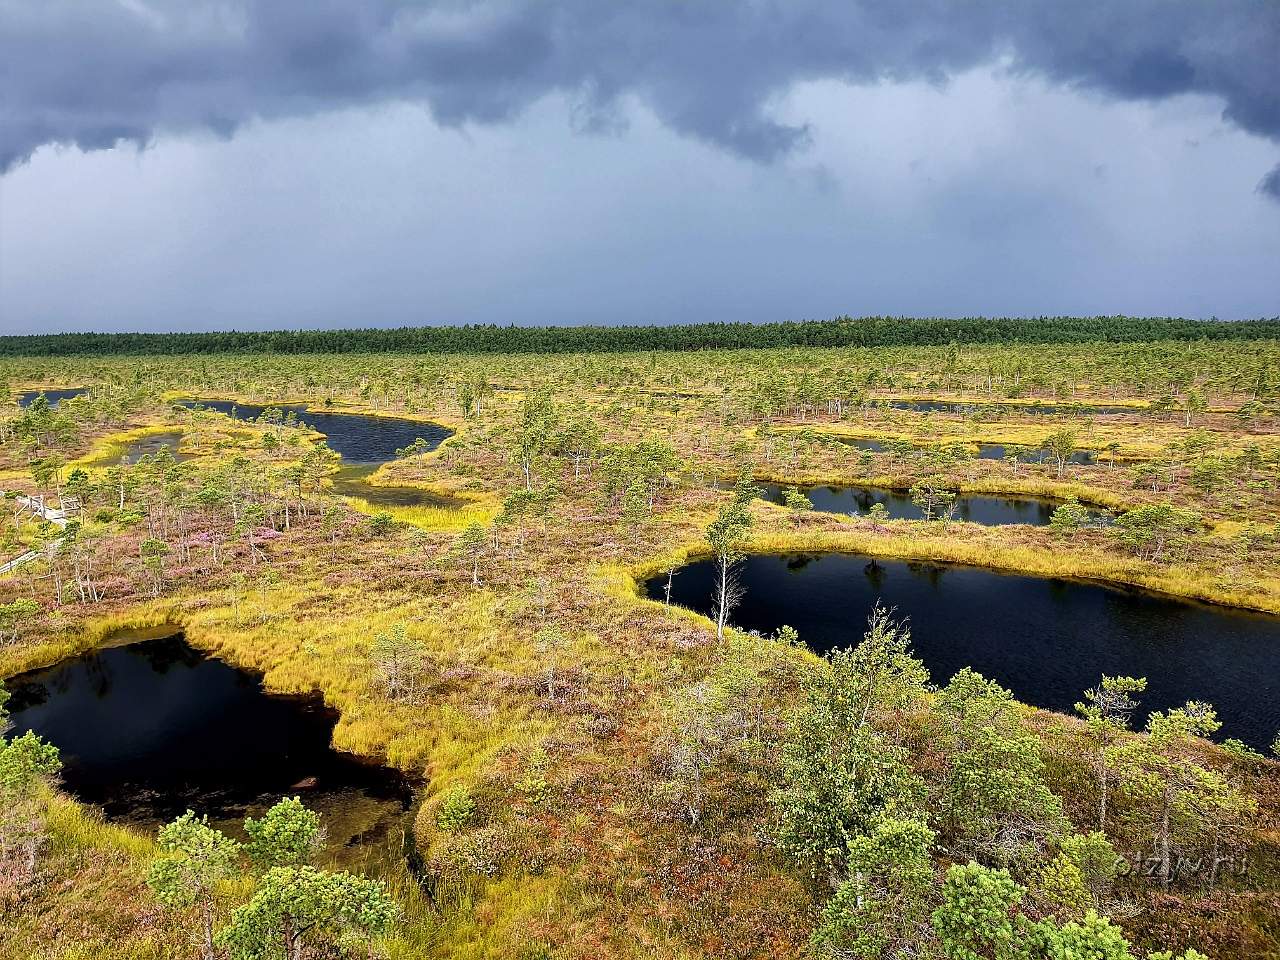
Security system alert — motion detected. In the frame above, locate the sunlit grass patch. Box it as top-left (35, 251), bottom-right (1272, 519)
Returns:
top-left (347, 496), bottom-right (500, 532)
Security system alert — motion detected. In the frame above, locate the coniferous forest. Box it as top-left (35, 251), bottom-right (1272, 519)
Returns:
top-left (2, 316), bottom-right (1278, 357)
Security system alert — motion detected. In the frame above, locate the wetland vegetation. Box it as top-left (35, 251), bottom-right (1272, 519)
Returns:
top-left (0, 324), bottom-right (1278, 959)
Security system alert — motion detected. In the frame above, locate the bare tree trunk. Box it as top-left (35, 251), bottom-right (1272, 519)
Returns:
top-left (1098, 749), bottom-right (1109, 834)
top-left (715, 557), bottom-right (729, 642)
top-left (201, 901), bottom-right (216, 960)
top-left (1159, 789), bottom-right (1173, 889)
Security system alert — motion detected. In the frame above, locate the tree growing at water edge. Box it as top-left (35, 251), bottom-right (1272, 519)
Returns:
top-left (216, 865), bottom-right (399, 960)
top-left (1043, 428), bottom-right (1078, 478)
top-left (244, 796), bottom-right (323, 871)
top-left (0, 683), bottom-right (62, 882)
top-left (705, 492), bottom-right (752, 643)
top-left (1075, 675), bottom-right (1147, 832)
top-left (147, 811), bottom-right (243, 960)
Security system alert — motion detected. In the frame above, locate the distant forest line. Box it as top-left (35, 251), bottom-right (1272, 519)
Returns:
top-left (2, 316), bottom-right (1278, 356)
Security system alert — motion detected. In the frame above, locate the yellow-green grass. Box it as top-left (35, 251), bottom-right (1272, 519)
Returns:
top-left (1, 347), bottom-right (1276, 959)
top-left (772, 421), bottom-right (1169, 459)
top-left (772, 418), bottom-right (1280, 461)
top-left (344, 496), bottom-right (500, 532)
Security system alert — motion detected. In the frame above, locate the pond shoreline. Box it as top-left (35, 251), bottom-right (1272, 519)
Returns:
top-left (624, 527), bottom-right (1280, 619)
top-left (5, 627), bottom-right (420, 861)
top-left (642, 551), bottom-right (1280, 748)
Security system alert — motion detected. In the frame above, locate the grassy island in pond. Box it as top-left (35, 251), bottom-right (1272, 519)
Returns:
top-left (0, 325), bottom-right (1279, 959)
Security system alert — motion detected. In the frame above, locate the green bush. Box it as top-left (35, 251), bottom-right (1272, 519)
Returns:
top-left (435, 786), bottom-right (477, 833)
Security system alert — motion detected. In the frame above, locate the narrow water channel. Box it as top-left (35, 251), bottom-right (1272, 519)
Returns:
top-left (4, 631), bottom-right (413, 860)
top-left (329, 464), bottom-right (459, 508)
top-left (754, 482), bottom-right (1071, 525)
top-left (647, 554), bottom-right (1280, 748)
top-left (827, 435), bottom-right (1095, 463)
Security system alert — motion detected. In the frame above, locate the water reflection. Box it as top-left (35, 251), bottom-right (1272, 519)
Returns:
top-left (825, 436), bottom-right (1096, 463)
top-left (648, 554), bottom-right (1280, 748)
top-left (754, 482), bottom-right (1083, 526)
top-left (329, 465), bottom-right (458, 508)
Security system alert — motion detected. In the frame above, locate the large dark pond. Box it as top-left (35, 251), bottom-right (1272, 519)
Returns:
top-left (755, 483), bottom-right (1064, 526)
top-left (4, 632), bottom-right (412, 848)
top-left (18, 387), bottom-right (87, 408)
top-left (177, 399), bottom-right (451, 465)
top-left (647, 554), bottom-right (1280, 748)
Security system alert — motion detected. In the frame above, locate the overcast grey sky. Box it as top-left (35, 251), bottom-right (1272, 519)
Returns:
top-left (1, 0), bottom-right (1277, 334)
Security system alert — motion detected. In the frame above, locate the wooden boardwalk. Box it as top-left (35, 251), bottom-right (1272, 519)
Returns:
top-left (0, 493), bottom-right (76, 574)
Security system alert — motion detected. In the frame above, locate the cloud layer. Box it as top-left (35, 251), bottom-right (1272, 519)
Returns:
top-left (3, 0), bottom-right (1278, 186)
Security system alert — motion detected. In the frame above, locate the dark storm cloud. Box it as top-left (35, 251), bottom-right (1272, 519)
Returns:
top-left (1260, 164), bottom-right (1280, 200)
top-left (2, 0), bottom-right (1278, 184)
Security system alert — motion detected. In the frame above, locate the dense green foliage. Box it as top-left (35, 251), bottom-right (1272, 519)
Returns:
top-left (2, 316), bottom-right (1278, 356)
top-left (146, 799), bottom-right (399, 960)
top-left (216, 864), bottom-right (400, 960)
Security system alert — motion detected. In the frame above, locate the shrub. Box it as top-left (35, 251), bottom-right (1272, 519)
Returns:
top-left (435, 787), bottom-right (476, 833)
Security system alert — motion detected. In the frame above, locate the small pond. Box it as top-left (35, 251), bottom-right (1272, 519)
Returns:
top-left (976, 443), bottom-right (1095, 465)
top-left (121, 431), bottom-right (186, 464)
top-left (329, 464), bottom-right (459, 508)
top-left (177, 399), bottom-right (453, 505)
top-left (18, 387), bottom-right (88, 408)
top-left (754, 483), bottom-right (1071, 526)
top-left (177, 400), bottom-right (452, 465)
top-left (4, 631), bottom-right (413, 859)
top-left (647, 554), bottom-right (1280, 749)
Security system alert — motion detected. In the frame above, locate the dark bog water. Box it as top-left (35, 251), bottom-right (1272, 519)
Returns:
top-left (18, 387), bottom-right (87, 408)
top-left (177, 399), bottom-right (451, 465)
top-left (647, 554), bottom-right (1280, 748)
top-left (976, 444), bottom-right (1094, 465)
top-left (881, 399), bottom-right (1142, 416)
top-left (178, 399), bottom-right (453, 507)
top-left (827, 436), bottom-right (1095, 464)
top-left (122, 431), bottom-right (185, 464)
top-left (756, 483), bottom-right (1062, 525)
top-left (4, 633), bottom-right (412, 840)
top-left (329, 464), bottom-right (457, 508)
top-left (830, 437), bottom-right (886, 453)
